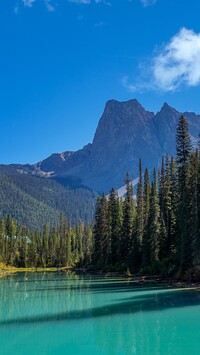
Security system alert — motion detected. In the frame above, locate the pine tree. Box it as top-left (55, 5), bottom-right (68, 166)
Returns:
top-left (66, 221), bottom-right (72, 267)
top-left (93, 193), bottom-right (110, 269)
top-left (49, 227), bottom-right (57, 266)
top-left (9, 219), bottom-right (17, 265)
top-left (158, 217), bottom-right (167, 261)
top-left (148, 168), bottom-right (161, 264)
top-left (121, 173), bottom-right (135, 268)
top-left (188, 151), bottom-right (199, 265)
top-left (143, 168), bottom-right (151, 227)
top-left (133, 160), bottom-right (144, 270)
top-left (176, 115), bottom-right (192, 272)
top-left (159, 156), bottom-right (165, 218)
top-left (136, 159), bottom-right (144, 245)
top-left (108, 188), bottom-right (122, 266)
top-left (28, 231), bottom-right (38, 267)
top-left (197, 135), bottom-right (200, 263)
top-left (142, 168), bottom-right (151, 267)
top-left (162, 155), bottom-right (176, 257)
top-left (0, 218), bottom-right (6, 262)
top-left (42, 224), bottom-right (49, 267)
top-left (93, 196), bottom-right (101, 267)
top-left (82, 224), bottom-right (93, 266)
top-left (169, 157), bottom-right (177, 253)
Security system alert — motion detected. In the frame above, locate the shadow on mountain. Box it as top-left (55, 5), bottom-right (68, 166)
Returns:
top-left (52, 176), bottom-right (92, 191)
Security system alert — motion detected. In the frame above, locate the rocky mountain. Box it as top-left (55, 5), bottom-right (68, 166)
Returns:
top-left (1, 99), bottom-right (200, 194)
top-left (153, 103), bottom-right (200, 155)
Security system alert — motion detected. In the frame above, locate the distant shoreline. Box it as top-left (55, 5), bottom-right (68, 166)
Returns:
top-left (0, 266), bottom-right (69, 278)
top-left (1, 267), bottom-right (200, 290)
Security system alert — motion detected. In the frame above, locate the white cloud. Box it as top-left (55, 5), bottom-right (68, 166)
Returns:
top-left (21, 0), bottom-right (110, 10)
top-left (23, 0), bottom-right (36, 7)
top-left (44, 0), bottom-right (55, 11)
top-left (140, 0), bottom-right (157, 7)
top-left (68, 0), bottom-right (91, 3)
top-left (22, 0), bottom-right (55, 11)
top-left (14, 4), bottom-right (19, 13)
top-left (153, 28), bottom-right (200, 91)
top-left (94, 21), bottom-right (104, 27)
top-left (122, 74), bottom-right (152, 93)
top-left (68, 0), bottom-right (111, 5)
top-left (123, 28), bottom-right (200, 92)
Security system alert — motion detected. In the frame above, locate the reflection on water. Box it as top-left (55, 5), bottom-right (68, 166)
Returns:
top-left (1, 273), bottom-right (200, 354)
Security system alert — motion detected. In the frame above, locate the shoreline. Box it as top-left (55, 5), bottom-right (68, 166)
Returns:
top-left (0, 266), bottom-right (70, 278)
top-left (1, 266), bottom-right (200, 289)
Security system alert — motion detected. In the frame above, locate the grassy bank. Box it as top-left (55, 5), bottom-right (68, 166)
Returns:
top-left (0, 263), bottom-right (70, 278)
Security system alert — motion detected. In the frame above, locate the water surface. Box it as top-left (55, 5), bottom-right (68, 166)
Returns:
top-left (0, 272), bottom-right (200, 354)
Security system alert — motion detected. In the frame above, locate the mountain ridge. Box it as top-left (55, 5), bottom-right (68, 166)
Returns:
top-left (1, 99), bottom-right (200, 193)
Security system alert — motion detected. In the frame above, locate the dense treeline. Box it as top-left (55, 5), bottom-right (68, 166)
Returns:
top-left (0, 115), bottom-right (200, 278)
top-left (0, 172), bottom-right (96, 229)
top-left (92, 115), bottom-right (200, 277)
top-left (0, 214), bottom-right (93, 268)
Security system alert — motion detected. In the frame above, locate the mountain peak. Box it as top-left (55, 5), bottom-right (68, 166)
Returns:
top-left (105, 98), bottom-right (145, 110)
top-left (162, 102), bottom-right (170, 108)
top-left (160, 102), bottom-right (178, 114)
top-left (95, 98), bottom-right (154, 140)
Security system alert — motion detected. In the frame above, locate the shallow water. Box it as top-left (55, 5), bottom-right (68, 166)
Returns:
top-left (0, 273), bottom-right (200, 355)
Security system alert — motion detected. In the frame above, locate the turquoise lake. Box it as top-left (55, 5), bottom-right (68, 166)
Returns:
top-left (1, 273), bottom-right (200, 355)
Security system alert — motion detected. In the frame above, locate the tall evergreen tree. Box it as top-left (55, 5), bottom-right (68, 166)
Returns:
top-left (148, 168), bottom-right (161, 264)
top-left (176, 115), bottom-right (192, 272)
top-left (108, 188), bottom-right (122, 266)
top-left (188, 151), bottom-right (199, 265)
top-left (142, 168), bottom-right (151, 267)
top-left (133, 160), bottom-right (144, 270)
top-left (121, 173), bottom-right (135, 267)
top-left (136, 159), bottom-right (144, 245)
top-left (159, 156), bottom-right (165, 218)
top-left (197, 135), bottom-right (200, 263)
top-left (0, 218), bottom-right (5, 262)
top-left (93, 193), bottom-right (110, 269)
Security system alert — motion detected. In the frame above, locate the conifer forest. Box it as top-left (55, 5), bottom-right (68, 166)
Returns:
top-left (1, 115), bottom-right (200, 278)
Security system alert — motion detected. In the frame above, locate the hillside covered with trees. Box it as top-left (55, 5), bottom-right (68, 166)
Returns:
top-left (0, 214), bottom-right (92, 268)
top-left (93, 115), bottom-right (200, 278)
top-left (0, 115), bottom-right (200, 279)
top-left (0, 173), bottom-right (97, 229)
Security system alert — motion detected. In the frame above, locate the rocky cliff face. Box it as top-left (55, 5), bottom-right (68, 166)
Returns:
top-left (81, 99), bottom-right (161, 191)
top-left (1, 99), bottom-right (200, 193)
top-left (91, 99), bottom-right (156, 172)
top-left (61, 99), bottom-right (200, 192)
top-left (153, 103), bottom-right (200, 156)
top-left (34, 144), bottom-right (92, 176)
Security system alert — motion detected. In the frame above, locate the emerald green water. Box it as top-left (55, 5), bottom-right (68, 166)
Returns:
top-left (1, 273), bottom-right (200, 355)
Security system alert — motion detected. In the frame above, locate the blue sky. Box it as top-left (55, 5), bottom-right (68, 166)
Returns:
top-left (1, 0), bottom-right (200, 164)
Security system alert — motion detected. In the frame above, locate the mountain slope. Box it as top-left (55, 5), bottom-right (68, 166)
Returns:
top-left (0, 172), bottom-right (97, 229)
top-left (52, 100), bottom-right (200, 192)
top-left (0, 172), bottom-right (60, 229)
top-left (83, 99), bottom-right (159, 191)
top-left (1, 99), bottom-right (200, 195)
top-left (153, 103), bottom-right (200, 155)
